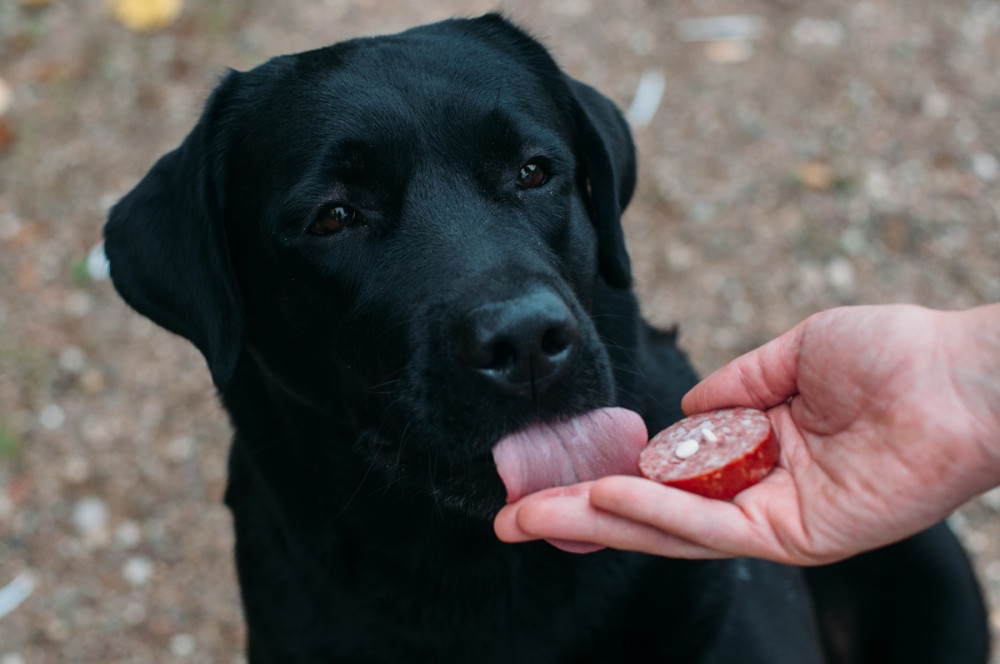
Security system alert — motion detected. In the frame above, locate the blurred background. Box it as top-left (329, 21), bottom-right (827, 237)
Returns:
top-left (1, 0), bottom-right (999, 661)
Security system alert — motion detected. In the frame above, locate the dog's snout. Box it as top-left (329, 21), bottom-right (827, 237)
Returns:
top-left (459, 289), bottom-right (579, 397)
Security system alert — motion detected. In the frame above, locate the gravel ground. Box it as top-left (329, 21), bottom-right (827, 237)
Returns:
top-left (1, 1), bottom-right (999, 662)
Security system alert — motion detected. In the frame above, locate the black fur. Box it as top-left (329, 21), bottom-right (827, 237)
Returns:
top-left (104, 15), bottom-right (988, 663)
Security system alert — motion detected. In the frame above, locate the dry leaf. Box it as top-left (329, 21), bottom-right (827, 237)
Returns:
top-left (703, 40), bottom-right (755, 64)
top-left (0, 77), bottom-right (12, 116)
top-left (109, 0), bottom-right (183, 32)
top-left (797, 162), bottom-right (836, 191)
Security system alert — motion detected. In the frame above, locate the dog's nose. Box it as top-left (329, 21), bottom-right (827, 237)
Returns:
top-left (459, 289), bottom-right (579, 397)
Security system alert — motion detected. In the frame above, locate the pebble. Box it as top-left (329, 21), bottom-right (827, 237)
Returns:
top-left (922, 91), bottom-right (950, 118)
top-left (0, 78), bottom-right (11, 116)
top-left (0, 571), bottom-right (35, 621)
top-left (122, 600), bottom-right (147, 625)
top-left (865, 168), bottom-right (892, 201)
top-left (825, 257), bottom-right (856, 293)
top-left (63, 291), bottom-right (93, 318)
top-left (626, 70), bottom-right (665, 128)
top-left (0, 655), bottom-right (26, 664)
top-left (86, 242), bottom-right (111, 281)
top-left (39, 403), bottom-right (65, 430)
top-left (72, 497), bottom-right (109, 545)
top-left (169, 633), bottom-right (196, 657)
top-left (122, 556), bottom-right (153, 586)
top-left (115, 520), bottom-right (143, 549)
top-left (166, 435), bottom-right (195, 462)
top-left (62, 456), bottom-right (90, 483)
top-left (972, 152), bottom-right (998, 181)
top-left (840, 228), bottom-right (868, 256)
top-left (58, 346), bottom-right (87, 373)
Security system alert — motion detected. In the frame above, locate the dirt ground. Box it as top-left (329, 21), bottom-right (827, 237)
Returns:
top-left (1, 0), bottom-right (999, 661)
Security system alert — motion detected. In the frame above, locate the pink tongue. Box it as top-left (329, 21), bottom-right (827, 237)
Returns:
top-left (491, 407), bottom-right (648, 504)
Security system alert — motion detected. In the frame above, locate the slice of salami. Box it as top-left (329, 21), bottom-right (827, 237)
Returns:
top-left (638, 408), bottom-right (777, 500)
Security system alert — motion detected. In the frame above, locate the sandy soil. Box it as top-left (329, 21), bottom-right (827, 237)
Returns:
top-left (1, 1), bottom-right (999, 661)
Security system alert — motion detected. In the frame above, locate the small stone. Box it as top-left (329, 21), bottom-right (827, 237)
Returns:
top-left (58, 346), bottom-right (87, 373)
top-left (64, 292), bottom-right (93, 318)
top-left (922, 91), bottom-right (950, 118)
top-left (840, 228), bottom-right (868, 256)
top-left (971, 152), bottom-right (998, 181)
top-left (72, 497), bottom-right (109, 545)
top-left (115, 520), bottom-right (143, 549)
top-left (44, 618), bottom-right (69, 642)
top-left (62, 456), bottom-right (90, 483)
top-left (86, 242), bottom-right (111, 281)
top-left (122, 600), bottom-right (147, 625)
top-left (826, 257), bottom-right (855, 293)
top-left (123, 556), bottom-right (153, 586)
top-left (626, 70), bottom-right (666, 128)
top-left (169, 633), bottom-right (196, 657)
top-left (0, 78), bottom-right (11, 117)
top-left (166, 435), bottom-right (194, 462)
top-left (39, 403), bottom-right (65, 430)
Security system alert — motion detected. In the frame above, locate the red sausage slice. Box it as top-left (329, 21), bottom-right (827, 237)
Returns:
top-left (638, 408), bottom-right (777, 500)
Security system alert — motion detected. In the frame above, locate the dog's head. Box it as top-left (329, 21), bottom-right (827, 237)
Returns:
top-left (105, 15), bottom-right (639, 518)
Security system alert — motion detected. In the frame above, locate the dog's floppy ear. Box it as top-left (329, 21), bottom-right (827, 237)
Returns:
top-left (104, 73), bottom-right (244, 389)
top-left (564, 79), bottom-right (636, 290)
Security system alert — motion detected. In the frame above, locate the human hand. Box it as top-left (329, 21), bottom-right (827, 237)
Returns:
top-left (494, 304), bottom-right (1000, 564)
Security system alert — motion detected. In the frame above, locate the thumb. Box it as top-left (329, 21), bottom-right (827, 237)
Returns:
top-left (682, 320), bottom-right (807, 415)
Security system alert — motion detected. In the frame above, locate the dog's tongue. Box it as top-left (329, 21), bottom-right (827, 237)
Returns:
top-left (492, 408), bottom-right (648, 554)
top-left (491, 407), bottom-right (648, 504)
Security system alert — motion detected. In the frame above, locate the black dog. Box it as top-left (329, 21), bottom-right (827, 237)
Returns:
top-left (104, 14), bottom-right (989, 663)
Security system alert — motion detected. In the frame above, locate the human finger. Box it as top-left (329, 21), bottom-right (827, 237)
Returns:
top-left (494, 483), bottom-right (728, 558)
top-left (681, 321), bottom-right (807, 415)
top-left (587, 474), bottom-right (802, 563)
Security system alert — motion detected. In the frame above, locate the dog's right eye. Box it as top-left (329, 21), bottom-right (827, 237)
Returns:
top-left (517, 162), bottom-right (547, 189)
top-left (309, 205), bottom-right (358, 236)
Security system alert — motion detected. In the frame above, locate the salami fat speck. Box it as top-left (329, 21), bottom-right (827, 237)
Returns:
top-left (638, 408), bottom-right (777, 500)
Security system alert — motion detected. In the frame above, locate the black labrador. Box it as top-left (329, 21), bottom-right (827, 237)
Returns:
top-left (104, 14), bottom-right (989, 663)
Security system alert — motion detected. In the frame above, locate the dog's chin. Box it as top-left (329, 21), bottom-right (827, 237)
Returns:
top-left (434, 475), bottom-right (509, 521)
top-left (357, 429), bottom-right (508, 521)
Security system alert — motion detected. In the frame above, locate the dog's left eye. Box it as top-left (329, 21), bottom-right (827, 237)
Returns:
top-left (309, 205), bottom-right (359, 236)
top-left (517, 162), bottom-right (547, 189)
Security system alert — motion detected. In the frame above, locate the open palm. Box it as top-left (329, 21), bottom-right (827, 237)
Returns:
top-left (494, 305), bottom-right (1000, 564)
